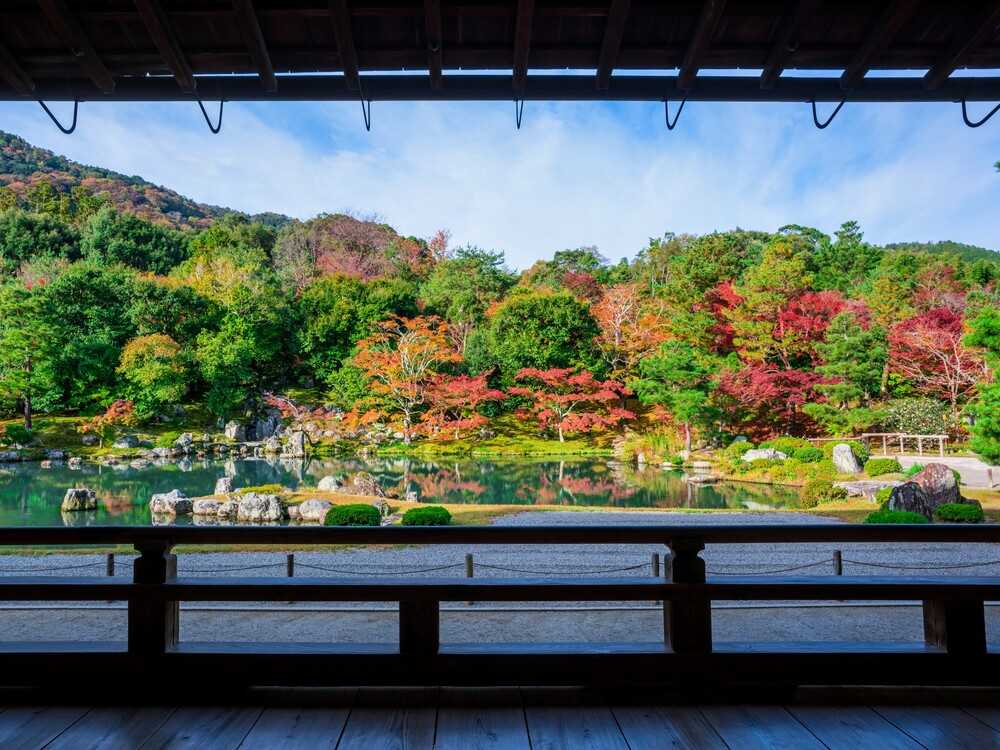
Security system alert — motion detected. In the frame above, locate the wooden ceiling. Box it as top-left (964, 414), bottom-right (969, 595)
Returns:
top-left (1, 1), bottom-right (1000, 102)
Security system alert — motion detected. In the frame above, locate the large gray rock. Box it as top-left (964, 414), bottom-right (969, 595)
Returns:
top-left (217, 499), bottom-right (240, 520)
top-left (152, 447), bottom-right (180, 459)
top-left (887, 482), bottom-right (934, 519)
top-left (81, 434), bottom-right (99, 446)
top-left (741, 448), bottom-right (787, 462)
top-left (317, 476), bottom-right (342, 492)
top-left (149, 489), bottom-right (193, 516)
top-left (46, 449), bottom-right (66, 460)
top-left (192, 498), bottom-right (222, 516)
top-left (912, 463), bottom-right (962, 508)
top-left (224, 421), bottom-right (246, 442)
top-left (214, 476), bottom-right (234, 495)
top-left (831, 443), bottom-right (861, 474)
top-left (282, 431), bottom-right (307, 458)
top-left (67, 456), bottom-right (83, 469)
top-left (113, 435), bottom-right (139, 449)
top-left (262, 435), bottom-right (282, 454)
top-left (236, 493), bottom-right (287, 522)
top-left (174, 432), bottom-right (194, 449)
top-left (297, 499), bottom-right (332, 523)
top-left (0, 450), bottom-right (20, 462)
top-left (834, 480), bottom-right (902, 500)
top-left (61, 488), bottom-right (97, 512)
top-left (349, 472), bottom-right (385, 497)
top-left (254, 414), bottom-right (281, 440)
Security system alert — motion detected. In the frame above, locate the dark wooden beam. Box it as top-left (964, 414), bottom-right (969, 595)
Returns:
top-left (231, 0), bottom-right (276, 92)
top-left (424, 0), bottom-right (443, 90)
top-left (512, 0), bottom-right (536, 93)
top-left (760, 0), bottom-right (821, 90)
top-left (595, 0), bottom-right (631, 90)
top-left (133, 0), bottom-right (196, 93)
top-left (924, 0), bottom-right (1000, 90)
top-left (841, 0), bottom-right (920, 91)
top-left (35, 0), bottom-right (115, 93)
top-left (0, 42), bottom-right (35, 96)
top-left (329, 0), bottom-right (361, 91)
top-left (677, 0), bottom-right (727, 91)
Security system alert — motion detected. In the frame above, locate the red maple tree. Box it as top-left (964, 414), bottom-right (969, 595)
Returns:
top-left (418, 373), bottom-right (507, 441)
top-left (716, 365), bottom-right (828, 439)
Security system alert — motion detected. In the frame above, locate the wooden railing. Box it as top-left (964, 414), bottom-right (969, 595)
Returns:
top-left (0, 525), bottom-right (998, 690)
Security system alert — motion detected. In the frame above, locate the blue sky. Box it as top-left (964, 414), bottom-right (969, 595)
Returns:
top-left (1, 90), bottom-right (998, 269)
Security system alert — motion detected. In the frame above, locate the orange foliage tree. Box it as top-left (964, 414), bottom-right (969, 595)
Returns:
top-left (593, 283), bottom-right (668, 382)
top-left (509, 368), bottom-right (633, 442)
top-left (419, 373), bottom-right (506, 441)
top-left (77, 400), bottom-right (137, 447)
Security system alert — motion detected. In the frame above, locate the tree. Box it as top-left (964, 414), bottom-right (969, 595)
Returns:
top-left (117, 334), bottom-right (190, 419)
top-left (0, 209), bottom-right (80, 273)
top-left (351, 316), bottom-right (461, 443)
top-left (965, 306), bottom-right (1000, 463)
top-left (810, 221), bottom-right (882, 293)
top-left (716, 365), bottom-right (828, 438)
top-left (77, 399), bottom-right (137, 447)
top-left (81, 207), bottom-right (189, 274)
top-left (630, 342), bottom-right (716, 450)
top-left (509, 368), bottom-right (633, 442)
top-left (0, 284), bottom-right (58, 428)
top-left (814, 311), bottom-right (887, 406)
top-left (419, 373), bottom-right (507, 440)
top-left (889, 308), bottom-right (987, 412)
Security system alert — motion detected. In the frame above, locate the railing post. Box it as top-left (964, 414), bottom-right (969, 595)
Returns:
top-left (128, 540), bottom-right (178, 658)
top-left (286, 553), bottom-right (294, 577)
top-left (399, 600), bottom-right (440, 656)
top-left (106, 552), bottom-right (115, 578)
top-left (465, 553), bottom-right (474, 606)
top-left (832, 549), bottom-right (842, 576)
top-left (664, 536), bottom-right (711, 654)
top-left (923, 598), bottom-right (986, 655)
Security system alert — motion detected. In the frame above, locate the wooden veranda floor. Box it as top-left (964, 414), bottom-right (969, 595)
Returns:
top-left (2, 688), bottom-right (1000, 749)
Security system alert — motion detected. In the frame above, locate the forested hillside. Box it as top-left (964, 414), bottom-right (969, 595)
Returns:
top-left (0, 134), bottom-right (998, 465)
top-left (883, 240), bottom-right (1000, 264)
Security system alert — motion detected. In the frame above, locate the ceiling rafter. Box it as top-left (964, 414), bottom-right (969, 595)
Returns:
top-left (133, 0), bottom-right (197, 93)
top-left (512, 0), bottom-right (535, 93)
top-left (677, 0), bottom-right (727, 91)
top-left (329, 0), bottom-right (361, 91)
top-left (923, 0), bottom-right (1000, 90)
top-left (0, 42), bottom-right (35, 96)
top-left (231, 0), bottom-right (276, 92)
top-left (596, 0), bottom-right (631, 91)
top-left (760, 0), bottom-right (820, 90)
top-left (35, 0), bottom-right (115, 93)
top-left (424, 0), bottom-right (443, 90)
top-left (840, 0), bottom-right (921, 91)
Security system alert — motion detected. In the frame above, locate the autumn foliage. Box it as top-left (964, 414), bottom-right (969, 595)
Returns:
top-left (78, 400), bottom-right (137, 446)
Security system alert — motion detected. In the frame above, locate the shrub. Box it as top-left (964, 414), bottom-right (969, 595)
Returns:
top-left (903, 463), bottom-right (924, 477)
top-left (402, 506), bottom-right (452, 526)
top-left (0, 424), bottom-right (31, 445)
top-left (800, 479), bottom-right (849, 508)
top-left (669, 454), bottom-right (685, 466)
top-left (934, 503), bottom-right (984, 524)
top-left (864, 458), bottom-right (902, 476)
top-left (875, 486), bottom-right (893, 509)
top-left (237, 484), bottom-right (286, 495)
top-left (154, 430), bottom-right (183, 448)
top-left (792, 446), bottom-right (823, 463)
top-left (883, 398), bottom-right (949, 435)
top-left (760, 436), bottom-right (812, 455)
top-left (721, 440), bottom-right (753, 461)
top-left (864, 510), bottom-right (930, 524)
top-left (822, 439), bottom-right (870, 466)
top-left (324, 503), bottom-right (381, 526)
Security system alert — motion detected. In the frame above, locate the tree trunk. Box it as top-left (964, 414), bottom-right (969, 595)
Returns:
top-left (684, 422), bottom-right (691, 452)
top-left (880, 361), bottom-right (890, 395)
top-left (22, 393), bottom-right (32, 431)
top-left (557, 424), bottom-right (564, 443)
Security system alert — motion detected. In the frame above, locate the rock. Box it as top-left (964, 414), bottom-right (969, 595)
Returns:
top-left (0, 450), bottom-right (20, 462)
top-left (224, 421), bottom-right (246, 442)
top-left (236, 493), bottom-right (287, 522)
top-left (317, 476), bottom-right (342, 492)
top-left (46, 449), bottom-right (66, 460)
top-left (40, 460), bottom-right (52, 469)
top-left (61, 488), bottom-right (97, 512)
top-left (834, 480), bottom-right (902, 500)
top-left (130, 459), bottom-right (151, 469)
top-left (297, 499), bottom-right (332, 522)
top-left (192, 498), bottom-right (222, 516)
top-left (912, 463), bottom-right (962, 508)
top-left (149, 489), bottom-right (193, 516)
top-left (349, 472), bottom-right (385, 497)
top-left (741, 448), bottom-right (787, 462)
top-left (281, 431), bottom-right (307, 458)
top-left (887, 482), bottom-right (934, 519)
top-left (287, 505), bottom-right (301, 521)
top-left (217, 500), bottom-right (240, 519)
top-left (214, 476), bottom-right (234, 495)
top-left (831, 443), bottom-right (861, 474)
top-left (405, 490), bottom-right (419, 502)
top-left (254, 414), bottom-right (281, 440)
top-left (262, 435), bottom-right (282, 454)
top-left (685, 474), bottom-right (719, 484)
top-left (200, 433), bottom-right (212, 443)
top-left (113, 435), bottom-right (140, 449)
top-left (67, 457), bottom-right (82, 469)
top-left (690, 460), bottom-right (713, 469)
top-left (81, 434), bottom-right (100, 446)
top-left (372, 498), bottom-right (391, 518)
top-left (174, 432), bottom-right (194, 449)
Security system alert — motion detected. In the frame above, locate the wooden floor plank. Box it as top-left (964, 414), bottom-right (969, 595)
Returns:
top-left (238, 707), bottom-right (351, 750)
top-left (790, 706), bottom-right (922, 750)
top-left (875, 705), bottom-right (1000, 749)
top-left (524, 705), bottom-right (628, 750)
top-left (0, 706), bottom-right (89, 750)
top-left (46, 706), bottom-right (175, 750)
top-left (139, 706), bottom-right (262, 750)
top-left (611, 705), bottom-right (727, 750)
top-left (965, 706), bottom-right (1000, 732)
top-left (336, 689), bottom-right (436, 750)
top-left (701, 705), bottom-right (826, 750)
top-left (435, 688), bottom-right (529, 750)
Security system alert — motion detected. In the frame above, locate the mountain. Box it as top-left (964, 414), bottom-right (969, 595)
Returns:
top-left (882, 240), bottom-right (1000, 264)
top-left (0, 131), bottom-right (290, 231)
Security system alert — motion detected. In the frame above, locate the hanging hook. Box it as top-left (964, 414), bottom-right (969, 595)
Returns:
top-left (357, 76), bottom-right (372, 131)
top-left (197, 99), bottom-right (224, 134)
top-left (514, 98), bottom-right (525, 130)
top-left (38, 100), bottom-right (79, 134)
top-left (664, 97), bottom-right (687, 130)
top-left (961, 98), bottom-right (1000, 128)
top-left (811, 98), bottom-right (846, 130)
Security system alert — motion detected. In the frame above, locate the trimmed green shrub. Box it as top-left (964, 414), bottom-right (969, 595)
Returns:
top-left (864, 458), bottom-right (902, 476)
top-left (721, 440), bottom-right (753, 461)
top-left (800, 479), bottom-right (849, 508)
top-left (324, 504), bottom-right (381, 526)
top-left (760, 437), bottom-right (813, 455)
top-left (237, 484), bottom-right (286, 495)
top-left (934, 503), bottom-right (984, 524)
top-left (884, 398), bottom-right (949, 435)
top-left (903, 463), bottom-right (924, 477)
top-left (154, 430), bottom-right (183, 448)
top-left (864, 510), bottom-right (930, 524)
top-left (1, 424), bottom-right (32, 445)
top-left (669, 454), bottom-right (685, 466)
top-left (792, 446), bottom-right (824, 463)
top-left (822, 439), bottom-right (870, 466)
top-left (875, 486), bottom-right (893, 509)
top-left (401, 506), bottom-right (452, 526)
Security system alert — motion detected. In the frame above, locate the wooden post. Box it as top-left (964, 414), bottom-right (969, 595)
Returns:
top-left (399, 600), bottom-right (439, 656)
top-left (664, 537), bottom-right (711, 654)
top-left (882, 435), bottom-right (887, 456)
top-left (832, 549), bottom-right (842, 576)
top-left (286, 553), bottom-right (294, 577)
top-left (917, 436), bottom-right (923, 456)
top-left (899, 434), bottom-right (904, 454)
top-left (465, 553), bottom-right (474, 606)
top-left (939, 437), bottom-right (945, 457)
top-left (651, 552), bottom-right (660, 578)
top-left (923, 598), bottom-right (986, 655)
top-left (128, 540), bottom-right (178, 657)
top-left (106, 552), bottom-right (115, 577)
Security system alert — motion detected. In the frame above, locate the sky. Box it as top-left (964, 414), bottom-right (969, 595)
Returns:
top-left (1, 85), bottom-right (998, 269)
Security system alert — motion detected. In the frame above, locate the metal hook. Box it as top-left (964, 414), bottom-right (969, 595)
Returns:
top-left (357, 76), bottom-right (372, 131)
top-left (197, 99), bottom-right (224, 134)
top-left (961, 98), bottom-right (1000, 128)
top-left (514, 98), bottom-right (524, 130)
top-left (664, 97), bottom-right (687, 130)
top-left (38, 99), bottom-right (78, 134)
top-left (811, 98), bottom-right (846, 129)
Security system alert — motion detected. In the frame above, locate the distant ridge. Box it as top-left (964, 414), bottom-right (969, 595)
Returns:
top-left (882, 240), bottom-right (999, 264)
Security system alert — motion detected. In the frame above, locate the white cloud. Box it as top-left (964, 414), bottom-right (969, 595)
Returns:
top-left (2, 95), bottom-right (998, 268)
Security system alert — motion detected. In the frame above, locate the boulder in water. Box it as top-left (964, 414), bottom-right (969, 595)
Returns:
top-left (297, 499), bottom-right (332, 522)
top-left (317, 475), bottom-right (343, 491)
top-left (236, 493), bottom-right (287, 522)
top-left (61, 488), bottom-right (97, 512)
top-left (149, 489), bottom-right (193, 516)
top-left (113, 435), bottom-right (139, 449)
top-left (224, 421), bottom-right (246, 442)
top-left (214, 476), bottom-right (234, 495)
top-left (192, 498), bottom-right (222, 516)
top-left (349, 472), bottom-right (385, 497)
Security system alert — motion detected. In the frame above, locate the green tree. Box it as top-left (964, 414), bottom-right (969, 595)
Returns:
top-left (810, 221), bottom-right (882, 293)
top-left (0, 209), bottom-right (80, 273)
top-left (117, 334), bottom-right (190, 419)
top-left (81, 207), bottom-right (190, 274)
top-left (0, 284), bottom-right (59, 428)
top-left (815, 312), bottom-right (887, 406)
top-left (966, 306), bottom-right (1000, 463)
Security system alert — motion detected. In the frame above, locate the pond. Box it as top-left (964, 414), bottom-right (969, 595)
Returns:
top-left (0, 456), bottom-right (803, 526)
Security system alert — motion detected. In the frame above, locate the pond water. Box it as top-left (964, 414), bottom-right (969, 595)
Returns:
top-left (0, 456), bottom-right (803, 526)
